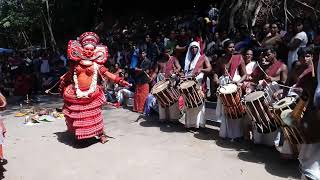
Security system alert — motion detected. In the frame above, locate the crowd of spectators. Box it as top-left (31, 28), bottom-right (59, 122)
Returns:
top-left (1, 5), bottom-right (320, 106)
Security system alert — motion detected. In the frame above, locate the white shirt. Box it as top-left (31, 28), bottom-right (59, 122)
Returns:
top-left (40, 59), bottom-right (50, 73)
top-left (246, 61), bottom-right (257, 75)
top-left (288, 31), bottom-right (308, 71)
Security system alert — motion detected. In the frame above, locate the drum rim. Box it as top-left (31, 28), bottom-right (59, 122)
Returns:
top-left (244, 91), bottom-right (265, 101)
top-left (151, 80), bottom-right (170, 94)
top-left (280, 109), bottom-right (294, 126)
top-left (273, 97), bottom-right (295, 109)
top-left (218, 84), bottom-right (238, 94)
top-left (179, 80), bottom-right (196, 89)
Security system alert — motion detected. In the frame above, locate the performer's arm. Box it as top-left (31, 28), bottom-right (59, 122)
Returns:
top-left (280, 64), bottom-right (288, 84)
top-left (58, 71), bottom-right (73, 95)
top-left (237, 57), bottom-right (247, 83)
top-left (200, 56), bottom-right (212, 74)
top-left (0, 92), bottom-right (7, 110)
top-left (212, 73), bottom-right (219, 86)
top-left (100, 66), bottom-right (130, 87)
top-left (173, 58), bottom-right (181, 73)
top-left (150, 63), bottom-right (159, 81)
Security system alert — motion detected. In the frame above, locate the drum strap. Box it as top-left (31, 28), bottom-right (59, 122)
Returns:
top-left (266, 60), bottom-right (283, 77)
top-left (193, 56), bottom-right (205, 75)
top-left (296, 67), bottom-right (312, 88)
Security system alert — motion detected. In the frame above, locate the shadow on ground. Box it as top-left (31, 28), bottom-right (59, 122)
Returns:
top-left (0, 160), bottom-right (7, 180)
top-left (193, 127), bottom-right (220, 141)
top-left (238, 145), bottom-right (300, 179)
top-left (138, 114), bottom-right (187, 133)
top-left (215, 138), bottom-right (300, 179)
top-left (54, 131), bottom-right (99, 149)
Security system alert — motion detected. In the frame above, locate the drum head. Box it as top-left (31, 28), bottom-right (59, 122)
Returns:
top-left (244, 91), bottom-right (265, 102)
top-left (151, 80), bottom-right (170, 94)
top-left (180, 80), bottom-right (196, 89)
top-left (218, 84), bottom-right (238, 94)
top-left (273, 97), bottom-right (295, 109)
top-left (281, 109), bottom-right (294, 126)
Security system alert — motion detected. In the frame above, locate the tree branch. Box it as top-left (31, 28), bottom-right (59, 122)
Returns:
top-left (294, 0), bottom-right (319, 19)
top-left (252, 0), bottom-right (263, 27)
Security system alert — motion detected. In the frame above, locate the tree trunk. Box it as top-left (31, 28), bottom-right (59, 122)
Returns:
top-left (251, 0), bottom-right (263, 27)
top-left (229, 0), bottom-right (243, 32)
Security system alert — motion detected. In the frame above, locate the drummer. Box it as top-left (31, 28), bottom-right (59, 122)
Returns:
top-left (257, 47), bottom-right (288, 101)
top-left (275, 48), bottom-right (320, 159)
top-left (153, 51), bottom-right (181, 82)
top-left (214, 39), bottom-right (247, 140)
top-left (281, 47), bottom-right (315, 97)
top-left (152, 52), bottom-right (182, 122)
top-left (247, 48), bottom-right (288, 146)
top-left (294, 47), bottom-right (320, 180)
top-left (183, 41), bottom-right (212, 129)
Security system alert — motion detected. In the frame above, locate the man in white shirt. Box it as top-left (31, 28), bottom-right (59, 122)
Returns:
top-left (287, 20), bottom-right (308, 72)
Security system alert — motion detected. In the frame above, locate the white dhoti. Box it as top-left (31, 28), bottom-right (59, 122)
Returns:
top-left (116, 89), bottom-right (134, 105)
top-left (217, 98), bottom-right (243, 139)
top-left (185, 104), bottom-right (205, 128)
top-left (252, 128), bottom-right (278, 146)
top-left (159, 102), bottom-right (181, 122)
top-left (299, 143), bottom-right (320, 180)
top-left (274, 131), bottom-right (297, 157)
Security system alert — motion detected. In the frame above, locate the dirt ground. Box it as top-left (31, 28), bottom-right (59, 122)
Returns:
top-left (0, 96), bottom-right (300, 180)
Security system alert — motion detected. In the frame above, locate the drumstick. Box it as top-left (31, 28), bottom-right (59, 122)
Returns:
top-left (256, 62), bottom-right (268, 77)
top-left (257, 63), bottom-right (301, 90)
top-left (143, 71), bottom-right (151, 80)
top-left (271, 81), bottom-right (301, 90)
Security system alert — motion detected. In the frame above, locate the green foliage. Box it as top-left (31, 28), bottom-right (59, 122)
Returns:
top-left (0, 0), bottom-right (46, 48)
top-left (0, 0), bottom-right (44, 30)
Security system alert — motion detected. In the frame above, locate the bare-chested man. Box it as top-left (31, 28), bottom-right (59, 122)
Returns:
top-left (264, 47), bottom-right (288, 84)
top-left (153, 52), bottom-right (181, 82)
top-left (213, 40), bottom-right (247, 140)
top-left (151, 52), bottom-right (182, 122)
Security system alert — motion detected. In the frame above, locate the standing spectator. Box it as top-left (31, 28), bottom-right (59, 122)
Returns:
top-left (261, 23), bottom-right (282, 48)
top-left (138, 34), bottom-right (157, 63)
top-left (287, 20), bottom-right (308, 72)
top-left (133, 50), bottom-right (152, 113)
top-left (0, 92), bottom-right (7, 166)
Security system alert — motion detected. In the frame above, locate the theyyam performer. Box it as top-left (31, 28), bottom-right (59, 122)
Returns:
top-left (58, 32), bottom-right (130, 143)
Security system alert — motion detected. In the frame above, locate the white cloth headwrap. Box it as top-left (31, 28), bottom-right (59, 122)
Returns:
top-left (184, 41), bottom-right (201, 77)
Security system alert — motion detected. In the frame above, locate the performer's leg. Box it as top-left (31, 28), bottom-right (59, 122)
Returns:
top-left (99, 133), bottom-right (109, 144)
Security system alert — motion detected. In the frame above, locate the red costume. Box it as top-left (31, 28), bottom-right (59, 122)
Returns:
top-left (60, 32), bottom-right (128, 142)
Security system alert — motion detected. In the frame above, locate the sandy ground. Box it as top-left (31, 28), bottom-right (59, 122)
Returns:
top-left (0, 96), bottom-right (300, 180)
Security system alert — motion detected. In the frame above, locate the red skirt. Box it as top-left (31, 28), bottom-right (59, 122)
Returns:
top-left (133, 83), bottom-right (149, 113)
top-left (63, 85), bottom-right (106, 139)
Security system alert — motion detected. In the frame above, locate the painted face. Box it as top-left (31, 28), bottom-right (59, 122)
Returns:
top-left (83, 44), bottom-right (95, 58)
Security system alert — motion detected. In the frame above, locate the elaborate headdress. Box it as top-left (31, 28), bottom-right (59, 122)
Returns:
top-left (78, 32), bottom-right (100, 47)
top-left (67, 32), bottom-right (108, 64)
